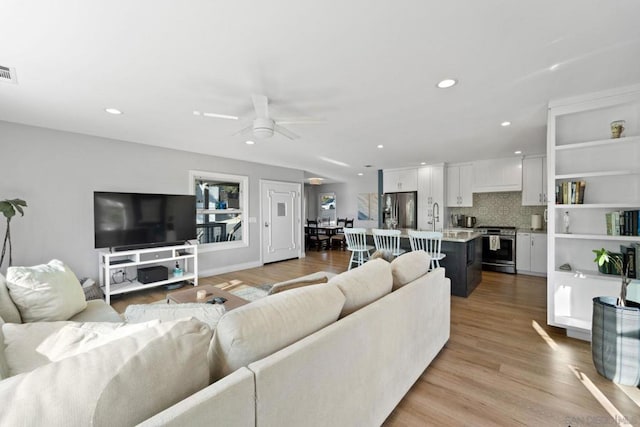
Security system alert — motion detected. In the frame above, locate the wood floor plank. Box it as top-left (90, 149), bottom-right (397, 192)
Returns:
top-left (109, 251), bottom-right (640, 425)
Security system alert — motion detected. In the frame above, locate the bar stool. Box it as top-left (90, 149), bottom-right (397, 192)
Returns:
top-left (343, 228), bottom-right (374, 270)
top-left (408, 230), bottom-right (446, 270)
top-left (372, 229), bottom-right (406, 257)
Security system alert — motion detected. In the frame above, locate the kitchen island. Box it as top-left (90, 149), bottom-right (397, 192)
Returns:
top-left (365, 229), bottom-right (483, 297)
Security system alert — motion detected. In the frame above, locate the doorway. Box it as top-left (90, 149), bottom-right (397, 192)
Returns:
top-left (260, 180), bottom-right (302, 264)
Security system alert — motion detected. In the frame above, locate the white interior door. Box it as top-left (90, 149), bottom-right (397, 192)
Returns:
top-left (261, 180), bottom-right (301, 264)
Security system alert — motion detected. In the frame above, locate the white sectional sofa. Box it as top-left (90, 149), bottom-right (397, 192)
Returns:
top-left (0, 251), bottom-right (450, 426)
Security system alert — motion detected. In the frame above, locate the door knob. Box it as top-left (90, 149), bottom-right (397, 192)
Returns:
top-left (264, 222), bottom-right (269, 227)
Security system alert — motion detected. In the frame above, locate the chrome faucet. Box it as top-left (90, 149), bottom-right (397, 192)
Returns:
top-left (432, 202), bottom-right (440, 231)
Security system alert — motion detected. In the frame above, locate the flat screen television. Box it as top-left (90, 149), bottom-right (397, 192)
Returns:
top-left (94, 191), bottom-right (197, 250)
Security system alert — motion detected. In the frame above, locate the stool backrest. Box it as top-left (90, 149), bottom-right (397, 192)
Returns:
top-left (343, 228), bottom-right (368, 250)
top-left (372, 228), bottom-right (401, 254)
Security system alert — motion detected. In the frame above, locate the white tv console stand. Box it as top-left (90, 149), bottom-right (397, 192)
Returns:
top-left (98, 243), bottom-right (198, 304)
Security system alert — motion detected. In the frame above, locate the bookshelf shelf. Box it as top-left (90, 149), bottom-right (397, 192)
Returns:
top-left (555, 233), bottom-right (640, 242)
top-left (555, 135), bottom-right (640, 151)
top-left (555, 203), bottom-right (640, 209)
top-left (555, 170), bottom-right (640, 180)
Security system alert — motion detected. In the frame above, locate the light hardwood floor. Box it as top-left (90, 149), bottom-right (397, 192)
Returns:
top-left (111, 250), bottom-right (640, 426)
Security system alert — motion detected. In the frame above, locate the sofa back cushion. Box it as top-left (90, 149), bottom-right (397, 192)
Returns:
top-left (209, 283), bottom-right (345, 382)
top-left (268, 271), bottom-right (333, 295)
top-left (0, 273), bottom-right (21, 323)
top-left (329, 259), bottom-right (393, 317)
top-left (0, 319), bottom-right (212, 426)
top-left (6, 260), bottom-right (87, 322)
top-left (390, 251), bottom-right (431, 290)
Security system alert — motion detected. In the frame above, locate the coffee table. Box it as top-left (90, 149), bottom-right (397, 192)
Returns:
top-left (167, 284), bottom-right (249, 311)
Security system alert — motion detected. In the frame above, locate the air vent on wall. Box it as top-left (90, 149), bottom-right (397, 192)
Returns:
top-left (0, 65), bottom-right (18, 84)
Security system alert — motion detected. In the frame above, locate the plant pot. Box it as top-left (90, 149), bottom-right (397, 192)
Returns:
top-left (591, 296), bottom-right (640, 386)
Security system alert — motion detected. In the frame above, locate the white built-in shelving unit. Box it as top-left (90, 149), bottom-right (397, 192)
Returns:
top-left (99, 243), bottom-right (198, 304)
top-left (547, 84), bottom-right (640, 341)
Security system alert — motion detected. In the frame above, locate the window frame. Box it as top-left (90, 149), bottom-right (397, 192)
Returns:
top-left (189, 170), bottom-right (249, 252)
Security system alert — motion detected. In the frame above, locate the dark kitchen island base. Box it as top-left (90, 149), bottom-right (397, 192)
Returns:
top-left (439, 236), bottom-right (483, 297)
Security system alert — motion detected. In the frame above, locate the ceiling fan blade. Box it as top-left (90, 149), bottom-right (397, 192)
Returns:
top-left (274, 124), bottom-right (300, 140)
top-left (193, 110), bottom-right (239, 120)
top-left (232, 124), bottom-right (254, 136)
top-left (251, 94), bottom-right (269, 119)
top-left (275, 117), bottom-right (327, 125)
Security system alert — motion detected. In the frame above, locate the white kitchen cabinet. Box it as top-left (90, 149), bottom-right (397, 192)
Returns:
top-left (417, 164), bottom-right (445, 230)
top-left (446, 163), bottom-right (473, 207)
top-left (522, 156), bottom-right (547, 206)
top-left (516, 232), bottom-right (547, 276)
top-left (472, 157), bottom-right (522, 192)
top-left (547, 83), bottom-right (640, 341)
top-left (383, 168), bottom-right (418, 193)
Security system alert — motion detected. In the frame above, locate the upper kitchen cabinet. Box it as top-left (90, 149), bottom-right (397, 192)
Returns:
top-left (446, 163), bottom-right (473, 207)
top-left (472, 157), bottom-right (522, 192)
top-left (383, 168), bottom-right (418, 193)
top-left (522, 156), bottom-right (547, 206)
top-left (417, 164), bottom-right (445, 230)
top-left (547, 83), bottom-right (640, 341)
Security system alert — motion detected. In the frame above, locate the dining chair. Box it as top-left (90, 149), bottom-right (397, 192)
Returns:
top-left (372, 229), bottom-right (406, 257)
top-left (331, 218), bottom-right (353, 250)
top-left (343, 227), bottom-right (374, 270)
top-left (306, 219), bottom-right (330, 251)
top-left (408, 230), bottom-right (446, 270)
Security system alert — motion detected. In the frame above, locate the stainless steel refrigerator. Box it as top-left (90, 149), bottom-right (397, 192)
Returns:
top-left (381, 191), bottom-right (417, 229)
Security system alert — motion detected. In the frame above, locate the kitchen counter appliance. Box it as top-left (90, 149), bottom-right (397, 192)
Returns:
top-left (475, 226), bottom-right (516, 274)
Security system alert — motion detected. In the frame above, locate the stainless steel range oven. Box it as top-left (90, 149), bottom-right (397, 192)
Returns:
top-left (476, 226), bottom-right (516, 274)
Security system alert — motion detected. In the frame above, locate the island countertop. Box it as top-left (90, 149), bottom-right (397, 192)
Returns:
top-left (365, 228), bottom-right (482, 243)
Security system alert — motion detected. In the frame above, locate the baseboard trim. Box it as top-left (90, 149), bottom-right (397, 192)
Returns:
top-left (566, 327), bottom-right (591, 342)
top-left (198, 261), bottom-right (263, 278)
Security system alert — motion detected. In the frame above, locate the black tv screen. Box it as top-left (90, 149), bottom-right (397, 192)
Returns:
top-left (94, 191), bottom-right (197, 249)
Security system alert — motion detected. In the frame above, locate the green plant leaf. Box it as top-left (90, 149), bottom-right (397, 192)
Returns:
top-left (0, 201), bottom-right (16, 219)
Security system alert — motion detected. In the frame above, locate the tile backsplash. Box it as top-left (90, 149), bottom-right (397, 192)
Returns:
top-left (448, 191), bottom-right (547, 230)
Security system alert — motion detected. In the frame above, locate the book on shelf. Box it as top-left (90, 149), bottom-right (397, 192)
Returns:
top-left (613, 210), bottom-right (640, 236)
top-left (555, 180), bottom-right (586, 204)
top-left (606, 211), bottom-right (621, 236)
top-left (620, 244), bottom-right (637, 279)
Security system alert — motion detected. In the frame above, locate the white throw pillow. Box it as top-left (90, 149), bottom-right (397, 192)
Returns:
top-left (0, 273), bottom-right (22, 323)
top-left (390, 251), bottom-right (431, 290)
top-left (0, 316), bottom-right (10, 380)
top-left (6, 260), bottom-right (87, 322)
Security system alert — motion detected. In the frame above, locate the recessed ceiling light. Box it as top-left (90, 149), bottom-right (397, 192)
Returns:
top-left (501, 121), bottom-right (511, 127)
top-left (420, 162), bottom-right (426, 165)
top-left (245, 140), bottom-right (255, 145)
top-left (514, 150), bottom-right (522, 155)
top-left (549, 63), bottom-right (560, 71)
top-left (357, 172), bottom-right (364, 176)
top-left (436, 79), bottom-right (457, 89)
top-left (105, 108), bottom-right (122, 115)
top-left (308, 177), bottom-right (324, 185)
top-left (377, 144), bottom-right (384, 149)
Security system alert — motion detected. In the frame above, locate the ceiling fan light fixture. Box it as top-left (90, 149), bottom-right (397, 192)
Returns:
top-left (436, 78), bottom-right (457, 89)
top-left (253, 118), bottom-right (275, 139)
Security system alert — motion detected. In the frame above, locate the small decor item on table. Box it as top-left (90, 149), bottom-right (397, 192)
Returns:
top-left (562, 211), bottom-right (570, 234)
top-left (610, 120), bottom-right (625, 138)
top-left (196, 289), bottom-right (207, 300)
top-left (173, 261), bottom-right (183, 277)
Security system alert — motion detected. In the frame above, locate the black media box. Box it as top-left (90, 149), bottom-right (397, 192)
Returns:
top-left (137, 265), bottom-right (168, 284)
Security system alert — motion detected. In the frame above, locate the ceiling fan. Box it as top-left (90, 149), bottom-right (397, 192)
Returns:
top-left (194, 94), bottom-right (325, 140)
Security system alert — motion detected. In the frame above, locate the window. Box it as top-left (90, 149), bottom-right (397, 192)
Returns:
top-left (189, 170), bottom-right (249, 250)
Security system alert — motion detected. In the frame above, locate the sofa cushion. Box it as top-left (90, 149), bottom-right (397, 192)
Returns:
top-left (329, 258), bottom-right (393, 317)
top-left (69, 299), bottom-right (122, 323)
top-left (0, 319), bottom-right (212, 427)
top-left (268, 271), bottom-right (333, 295)
top-left (0, 273), bottom-right (21, 323)
top-left (0, 317), bottom-right (9, 380)
top-left (390, 251), bottom-right (431, 290)
top-left (124, 303), bottom-right (226, 329)
top-left (209, 283), bottom-right (345, 382)
top-left (6, 260), bottom-right (87, 322)
top-left (2, 321), bottom-right (72, 375)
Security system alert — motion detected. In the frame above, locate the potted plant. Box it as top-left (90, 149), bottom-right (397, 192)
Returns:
top-left (0, 198), bottom-right (27, 268)
top-left (591, 248), bottom-right (640, 386)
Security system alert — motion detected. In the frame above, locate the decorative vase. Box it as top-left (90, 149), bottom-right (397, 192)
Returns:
top-left (591, 296), bottom-right (640, 386)
top-left (610, 120), bottom-right (625, 138)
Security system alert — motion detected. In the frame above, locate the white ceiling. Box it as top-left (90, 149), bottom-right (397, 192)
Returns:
top-left (1, 1), bottom-right (640, 183)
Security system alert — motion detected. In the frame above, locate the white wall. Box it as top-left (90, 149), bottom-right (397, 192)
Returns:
top-left (306, 176), bottom-right (379, 228)
top-left (0, 121), bottom-right (304, 279)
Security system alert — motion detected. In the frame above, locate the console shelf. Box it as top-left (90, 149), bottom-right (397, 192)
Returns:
top-left (98, 244), bottom-right (198, 304)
